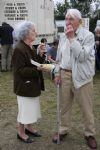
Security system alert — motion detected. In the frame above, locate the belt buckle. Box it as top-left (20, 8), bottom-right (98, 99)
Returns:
top-left (61, 68), bottom-right (72, 73)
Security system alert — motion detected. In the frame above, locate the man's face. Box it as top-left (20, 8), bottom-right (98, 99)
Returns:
top-left (65, 15), bottom-right (80, 32)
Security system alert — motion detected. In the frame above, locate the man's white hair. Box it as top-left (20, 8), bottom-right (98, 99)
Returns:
top-left (66, 9), bottom-right (82, 20)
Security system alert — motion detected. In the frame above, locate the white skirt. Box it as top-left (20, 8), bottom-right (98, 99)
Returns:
top-left (17, 95), bottom-right (41, 124)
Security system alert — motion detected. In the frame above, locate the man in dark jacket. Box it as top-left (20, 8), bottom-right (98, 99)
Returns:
top-left (0, 22), bottom-right (13, 71)
top-left (95, 26), bottom-right (100, 70)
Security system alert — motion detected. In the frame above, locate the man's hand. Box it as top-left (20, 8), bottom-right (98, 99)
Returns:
top-left (65, 25), bottom-right (75, 40)
top-left (37, 66), bottom-right (49, 72)
top-left (54, 75), bottom-right (61, 86)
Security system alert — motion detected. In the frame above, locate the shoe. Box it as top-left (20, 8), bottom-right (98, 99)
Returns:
top-left (25, 128), bottom-right (41, 137)
top-left (52, 132), bottom-right (67, 144)
top-left (85, 136), bottom-right (97, 149)
top-left (17, 134), bottom-right (33, 143)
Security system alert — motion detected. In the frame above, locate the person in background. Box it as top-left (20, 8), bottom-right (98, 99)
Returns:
top-left (0, 40), bottom-right (1, 64)
top-left (12, 21), bottom-right (46, 143)
top-left (41, 38), bottom-right (50, 53)
top-left (94, 26), bottom-right (100, 70)
top-left (52, 9), bottom-right (97, 149)
top-left (36, 43), bottom-right (47, 89)
top-left (37, 43), bottom-right (46, 63)
top-left (38, 43), bottom-right (46, 57)
top-left (37, 38), bottom-right (50, 54)
top-left (0, 22), bottom-right (13, 72)
top-left (47, 39), bottom-right (59, 63)
top-left (12, 30), bottom-right (19, 49)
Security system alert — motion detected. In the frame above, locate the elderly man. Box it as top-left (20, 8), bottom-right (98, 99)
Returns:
top-left (52, 9), bottom-right (97, 149)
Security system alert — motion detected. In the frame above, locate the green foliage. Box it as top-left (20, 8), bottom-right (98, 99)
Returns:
top-left (69, 0), bottom-right (90, 17)
top-left (89, 16), bottom-right (98, 33)
top-left (54, 0), bottom-right (90, 20)
top-left (89, 9), bottom-right (100, 33)
top-left (54, 0), bottom-right (99, 34)
top-left (54, 0), bottom-right (99, 20)
top-left (54, 1), bottom-right (70, 20)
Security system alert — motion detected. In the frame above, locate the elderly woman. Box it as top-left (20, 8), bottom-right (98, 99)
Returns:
top-left (12, 21), bottom-right (45, 143)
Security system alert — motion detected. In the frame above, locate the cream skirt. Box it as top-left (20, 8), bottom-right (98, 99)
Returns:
top-left (17, 95), bottom-right (41, 124)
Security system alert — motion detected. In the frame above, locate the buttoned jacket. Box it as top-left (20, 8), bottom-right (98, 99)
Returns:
top-left (12, 40), bottom-right (44, 97)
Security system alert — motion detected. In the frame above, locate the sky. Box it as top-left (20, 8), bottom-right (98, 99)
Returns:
top-left (53, 0), bottom-right (64, 5)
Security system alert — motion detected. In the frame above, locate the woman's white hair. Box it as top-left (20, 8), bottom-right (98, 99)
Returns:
top-left (95, 26), bottom-right (100, 33)
top-left (13, 21), bottom-right (35, 41)
top-left (66, 9), bottom-right (82, 20)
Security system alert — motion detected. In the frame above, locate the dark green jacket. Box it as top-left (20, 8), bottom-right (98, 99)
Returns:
top-left (12, 40), bottom-right (44, 97)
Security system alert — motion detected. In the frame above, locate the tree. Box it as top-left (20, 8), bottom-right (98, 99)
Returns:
top-left (54, 0), bottom-right (90, 20)
top-left (54, 0), bottom-right (99, 33)
top-left (89, 16), bottom-right (98, 33)
top-left (70, 0), bottom-right (90, 17)
top-left (54, 1), bottom-right (70, 20)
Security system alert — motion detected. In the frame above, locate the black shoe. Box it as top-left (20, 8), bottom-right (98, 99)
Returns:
top-left (85, 136), bottom-right (97, 149)
top-left (52, 133), bottom-right (67, 144)
top-left (25, 128), bottom-right (41, 137)
top-left (17, 134), bottom-right (33, 143)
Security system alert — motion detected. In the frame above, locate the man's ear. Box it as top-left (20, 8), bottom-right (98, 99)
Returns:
top-left (80, 19), bottom-right (82, 24)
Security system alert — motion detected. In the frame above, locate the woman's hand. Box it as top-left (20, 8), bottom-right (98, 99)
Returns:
top-left (37, 66), bottom-right (49, 72)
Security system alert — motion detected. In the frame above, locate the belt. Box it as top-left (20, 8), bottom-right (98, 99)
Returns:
top-left (60, 68), bottom-right (72, 73)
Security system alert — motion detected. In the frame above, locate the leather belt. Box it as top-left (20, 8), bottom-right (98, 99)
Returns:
top-left (60, 68), bottom-right (72, 73)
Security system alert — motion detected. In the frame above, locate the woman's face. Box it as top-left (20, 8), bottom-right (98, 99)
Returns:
top-left (27, 26), bottom-right (37, 43)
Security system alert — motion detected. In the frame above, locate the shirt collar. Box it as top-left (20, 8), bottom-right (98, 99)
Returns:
top-left (75, 25), bottom-right (82, 36)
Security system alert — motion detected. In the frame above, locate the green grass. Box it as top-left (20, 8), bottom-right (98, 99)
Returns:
top-left (0, 71), bottom-right (100, 150)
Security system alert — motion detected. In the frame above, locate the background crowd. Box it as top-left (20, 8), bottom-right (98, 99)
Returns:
top-left (0, 21), bottom-right (100, 72)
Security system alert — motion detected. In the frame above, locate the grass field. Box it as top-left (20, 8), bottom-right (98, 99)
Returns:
top-left (0, 71), bottom-right (100, 150)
